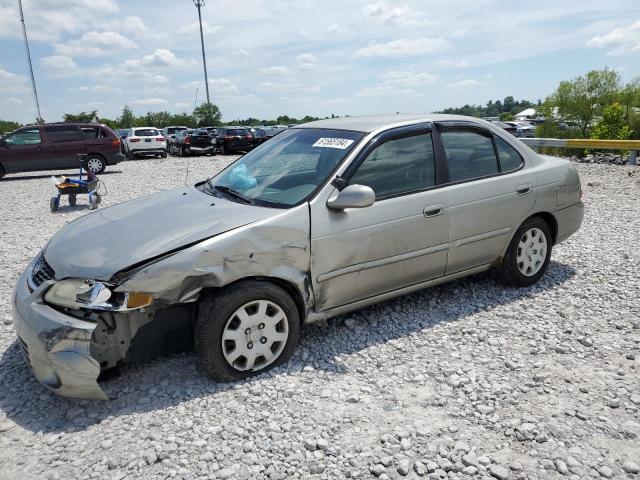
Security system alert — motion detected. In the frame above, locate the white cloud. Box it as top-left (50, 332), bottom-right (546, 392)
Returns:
top-left (0, 67), bottom-right (29, 93)
top-left (174, 102), bottom-right (191, 109)
top-left (260, 65), bottom-right (292, 76)
top-left (327, 23), bottom-right (352, 36)
top-left (1, 97), bottom-right (22, 106)
top-left (379, 71), bottom-right (439, 88)
top-left (258, 79), bottom-right (318, 95)
top-left (131, 98), bottom-right (168, 106)
top-left (55, 31), bottom-right (137, 57)
top-left (176, 21), bottom-right (223, 36)
top-left (296, 53), bottom-right (318, 71)
top-left (447, 79), bottom-right (480, 88)
top-left (91, 84), bottom-right (122, 93)
top-left (40, 55), bottom-right (78, 76)
top-left (587, 20), bottom-right (640, 55)
top-left (208, 78), bottom-right (240, 95)
top-left (353, 37), bottom-right (450, 58)
top-left (121, 49), bottom-right (192, 75)
top-left (362, 2), bottom-right (427, 26)
top-left (356, 85), bottom-right (411, 97)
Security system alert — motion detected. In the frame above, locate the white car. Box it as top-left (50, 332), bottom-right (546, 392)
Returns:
top-left (124, 127), bottom-right (167, 159)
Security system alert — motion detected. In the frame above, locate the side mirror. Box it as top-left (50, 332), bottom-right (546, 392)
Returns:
top-left (327, 184), bottom-right (375, 210)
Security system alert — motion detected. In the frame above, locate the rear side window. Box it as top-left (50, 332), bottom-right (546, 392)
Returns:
top-left (44, 126), bottom-right (84, 142)
top-left (80, 127), bottom-right (102, 139)
top-left (349, 133), bottom-right (436, 199)
top-left (5, 128), bottom-right (41, 145)
top-left (440, 129), bottom-right (499, 182)
top-left (495, 136), bottom-right (524, 172)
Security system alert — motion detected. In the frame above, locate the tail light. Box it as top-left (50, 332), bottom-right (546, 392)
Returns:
top-left (247, 134), bottom-right (254, 140)
top-left (185, 136), bottom-right (191, 145)
top-left (225, 136), bottom-right (233, 140)
top-left (156, 137), bottom-right (165, 141)
top-left (111, 138), bottom-right (121, 147)
top-left (130, 138), bottom-right (140, 143)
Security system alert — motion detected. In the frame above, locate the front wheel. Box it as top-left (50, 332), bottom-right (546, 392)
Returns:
top-left (498, 217), bottom-right (552, 287)
top-left (195, 281), bottom-right (300, 382)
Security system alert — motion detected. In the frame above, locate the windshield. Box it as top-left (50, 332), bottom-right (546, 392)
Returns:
top-left (204, 128), bottom-right (363, 208)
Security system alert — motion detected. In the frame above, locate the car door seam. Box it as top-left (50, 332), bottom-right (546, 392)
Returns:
top-left (454, 226), bottom-right (512, 247)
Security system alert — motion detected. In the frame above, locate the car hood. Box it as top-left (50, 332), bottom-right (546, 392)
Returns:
top-left (45, 185), bottom-right (277, 281)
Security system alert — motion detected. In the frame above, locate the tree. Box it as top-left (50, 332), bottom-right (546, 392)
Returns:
top-left (117, 105), bottom-right (136, 128)
top-left (63, 110), bottom-right (98, 123)
top-left (545, 68), bottom-right (621, 137)
top-left (499, 112), bottom-right (515, 121)
top-left (0, 120), bottom-right (21, 134)
top-left (590, 103), bottom-right (632, 141)
top-left (193, 102), bottom-right (221, 127)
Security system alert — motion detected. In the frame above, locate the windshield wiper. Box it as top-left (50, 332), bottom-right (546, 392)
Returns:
top-left (212, 184), bottom-right (255, 205)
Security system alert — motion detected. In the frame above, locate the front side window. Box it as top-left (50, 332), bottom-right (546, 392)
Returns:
top-left (5, 128), bottom-right (42, 145)
top-left (205, 128), bottom-right (363, 207)
top-left (349, 133), bottom-right (435, 199)
top-left (495, 136), bottom-right (524, 172)
top-left (440, 129), bottom-right (499, 182)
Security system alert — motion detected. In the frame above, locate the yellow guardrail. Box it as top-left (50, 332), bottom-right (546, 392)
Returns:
top-left (520, 138), bottom-right (639, 165)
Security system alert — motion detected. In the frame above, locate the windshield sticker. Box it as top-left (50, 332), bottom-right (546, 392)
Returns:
top-left (312, 138), bottom-right (355, 149)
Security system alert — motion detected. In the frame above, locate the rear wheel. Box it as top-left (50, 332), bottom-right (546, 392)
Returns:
top-left (68, 194), bottom-right (77, 207)
top-left (498, 217), bottom-right (552, 287)
top-left (195, 281), bottom-right (300, 382)
top-left (127, 150), bottom-right (135, 160)
top-left (161, 152), bottom-right (167, 159)
top-left (0, 165), bottom-right (5, 179)
top-left (84, 155), bottom-right (106, 174)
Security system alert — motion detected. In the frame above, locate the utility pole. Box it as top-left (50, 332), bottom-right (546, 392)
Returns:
top-left (18, 0), bottom-right (42, 122)
top-left (193, 0), bottom-right (210, 104)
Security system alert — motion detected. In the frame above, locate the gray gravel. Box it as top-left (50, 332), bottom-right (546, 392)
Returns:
top-left (0, 157), bottom-right (639, 480)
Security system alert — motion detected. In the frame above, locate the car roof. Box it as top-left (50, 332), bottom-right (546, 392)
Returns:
top-left (295, 113), bottom-right (486, 133)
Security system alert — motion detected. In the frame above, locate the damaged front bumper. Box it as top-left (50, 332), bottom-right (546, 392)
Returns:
top-left (12, 267), bottom-right (108, 400)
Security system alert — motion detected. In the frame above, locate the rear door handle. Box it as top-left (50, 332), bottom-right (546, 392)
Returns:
top-left (423, 204), bottom-right (444, 217)
top-left (517, 183), bottom-right (532, 195)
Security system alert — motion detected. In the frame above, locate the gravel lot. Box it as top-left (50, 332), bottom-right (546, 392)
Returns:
top-left (0, 156), bottom-right (639, 480)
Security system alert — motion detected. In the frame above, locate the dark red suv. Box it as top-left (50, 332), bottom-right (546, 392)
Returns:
top-left (0, 123), bottom-right (124, 178)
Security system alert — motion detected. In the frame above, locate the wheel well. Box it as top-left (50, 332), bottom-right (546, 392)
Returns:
top-left (200, 276), bottom-right (307, 324)
top-left (529, 212), bottom-right (558, 244)
top-left (86, 152), bottom-right (106, 161)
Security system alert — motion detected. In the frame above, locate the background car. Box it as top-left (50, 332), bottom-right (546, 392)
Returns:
top-left (249, 127), bottom-right (269, 147)
top-left (213, 127), bottom-right (253, 155)
top-left (0, 123), bottom-right (122, 177)
top-left (123, 127), bottom-right (167, 159)
top-left (504, 121), bottom-right (536, 138)
top-left (170, 128), bottom-right (214, 156)
top-left (489, 120), bottom-right (518, 136)
top-left (162, 126), bottom-right (188, 148)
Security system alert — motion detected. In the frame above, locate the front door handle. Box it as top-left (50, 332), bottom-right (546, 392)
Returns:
top-left (424, 204), bottom-right (444, 217)
top-left (517, 183), bottom-right (532, 195)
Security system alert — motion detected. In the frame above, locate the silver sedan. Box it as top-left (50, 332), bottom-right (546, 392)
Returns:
top-left (12, 114), bottom-right (583, 399)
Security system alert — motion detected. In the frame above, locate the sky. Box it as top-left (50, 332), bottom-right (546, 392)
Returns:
top-left (0, 0), bottom-right (639, 124)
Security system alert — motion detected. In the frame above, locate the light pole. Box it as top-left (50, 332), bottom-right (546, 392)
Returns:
top-left (18, 0), bottom-right (42, 122)
top-left (193, 0), bottom-right (211, 104)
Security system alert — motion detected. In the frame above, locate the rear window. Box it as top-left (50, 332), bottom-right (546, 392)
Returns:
top-left (194, 129), bottom-right (210, 135)
top-left (441, 129), bottom-right (499, 182)
top-left (44, 126), bottom-right (84, 142)
top-left (134, 129), bottom-right (160, 137)
top-left (228, 129), bottom-right (248, 136)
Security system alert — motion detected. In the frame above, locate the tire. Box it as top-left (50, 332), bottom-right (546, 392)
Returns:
top-left (127, 150), bottom-right (135, 160)
top-left (195, 280), bottom-right (300, 382)
top-left (68, 194), bottom-right (77, 207)
top-left (498, 216), bottom-right (552, 287)
top-left (49, 197), bottom-right (59, 212)
top-left (84, 155), bottom-right (106, 174)
top-left (0, 165), bottom-right (5, 179)
top-left (161, 152), bottom-right (167, 159)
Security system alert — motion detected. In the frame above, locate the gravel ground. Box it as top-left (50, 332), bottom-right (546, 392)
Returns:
top-left (0, 157), bottom-right (639, 480)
